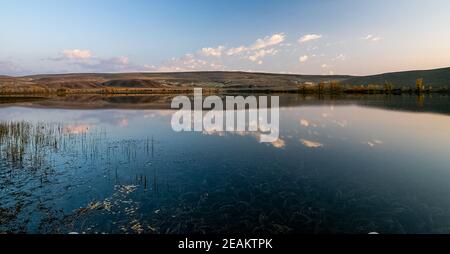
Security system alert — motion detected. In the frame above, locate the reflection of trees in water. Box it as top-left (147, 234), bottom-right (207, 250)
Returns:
top-left (417, 94), bottom-right (425, 107)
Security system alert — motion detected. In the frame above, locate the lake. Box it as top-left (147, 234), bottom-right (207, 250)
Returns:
top-left (1, 94), bottom-right (450, 234)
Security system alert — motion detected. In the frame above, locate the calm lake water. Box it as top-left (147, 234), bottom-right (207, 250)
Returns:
top-left (1, 94), bottom-right (450, 234)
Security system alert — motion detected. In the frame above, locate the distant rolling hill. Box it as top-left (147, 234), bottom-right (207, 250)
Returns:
top-left (0, 67), bottom-right (449, 91)
top-left (344, 67), bottom-right (450, 88)
top-left (0, 72), bottom-right (353, 90)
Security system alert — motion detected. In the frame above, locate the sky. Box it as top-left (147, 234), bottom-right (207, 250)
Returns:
top-left (1, 0), bottom-right (450, 76)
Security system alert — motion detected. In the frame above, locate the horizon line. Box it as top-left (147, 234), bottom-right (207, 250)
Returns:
top-left (2, 66), bottom-right (450, 78)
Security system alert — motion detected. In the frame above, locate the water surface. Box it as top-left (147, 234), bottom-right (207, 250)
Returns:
top-left (1, 94), bottom-right (450, 234)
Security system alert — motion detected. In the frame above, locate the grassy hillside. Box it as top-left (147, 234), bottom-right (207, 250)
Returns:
top-left (1, 68), bottom-right (449, 94)
top-left (344, 67), bottom-right (450, 89)
top-left (21, 72), bottom-right (352, 89)
top-left (0, 71), bottom-right (352, 92)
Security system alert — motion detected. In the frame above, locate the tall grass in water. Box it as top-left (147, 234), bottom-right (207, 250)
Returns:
top-left (0, 121), bottom-right (31, 168)
top-left (1, 120), bottom-right (155, 182)
top-left (0, 121), bottom-right (67, 170)
top-left (1, 119), bottom-right (166, 233)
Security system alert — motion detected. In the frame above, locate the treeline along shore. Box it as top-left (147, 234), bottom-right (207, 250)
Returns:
top-left (1, 68), bottom-right (449, 95)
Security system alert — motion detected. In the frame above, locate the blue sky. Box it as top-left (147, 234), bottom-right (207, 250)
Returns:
top-left (1, 0), bottom-right (450, 76)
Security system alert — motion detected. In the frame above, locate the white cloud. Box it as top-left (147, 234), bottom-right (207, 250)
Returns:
top-left (62, 49), bottom-right (92, 59)
top-left (201, 46), bottom-right (225, 57)
top-left (250, 33), bottom-right (286, 50)
top-left (280, 43), bottom-right (292, 47)
top-left (319, 64), bottom-right (334, 75)
top-left (226, 33), bottom-right (285, 57)
top-left (156, 53), bottom-right (222, 72)
top-left (226, 46), bottom-right (247, 56)
top-left (366, 139), bottom-right (383, 147)
top-left (42, 33), bottom-right (288, 73)
top-left (46, 48), bottom-right (148, 72)
top-left (48, 49), bottom-right (93, 62)
top-left (298, 34), bottom-right (322, 43)
top-left (74, 56), bottom-right (133, 72)
top-left (248, 48), bottom-right (278, 62)
top-left (307, 46), bottom-right (319, 52)
top-left (332, 54), bottom-right (346, 61)
top-left (363, 34), bottom-right (382, 42)
top-left (299, 55), bottom-right (309, 63)
top-left (147, 33), bottom-right (286, 71)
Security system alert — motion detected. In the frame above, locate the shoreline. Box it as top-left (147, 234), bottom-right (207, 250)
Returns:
top-left (0, 87), bottom-right (448, 96)
top-left (1, 93), bottom-right (448, 116)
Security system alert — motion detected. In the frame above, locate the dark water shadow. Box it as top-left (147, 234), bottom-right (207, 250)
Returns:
top-left (1, 94), bottom-right (449, 115)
